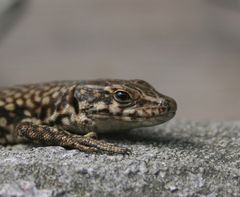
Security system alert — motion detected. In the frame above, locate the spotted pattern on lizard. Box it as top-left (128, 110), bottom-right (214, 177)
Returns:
top-left (0, 79), bottom-right (177, 154)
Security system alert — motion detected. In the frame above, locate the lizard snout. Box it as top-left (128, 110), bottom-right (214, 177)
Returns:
top-left (159, 97), bottom-right (177, 113)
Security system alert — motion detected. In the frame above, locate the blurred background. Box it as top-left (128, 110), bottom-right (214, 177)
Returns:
top-left (0, 0), bottom-right (239, 121)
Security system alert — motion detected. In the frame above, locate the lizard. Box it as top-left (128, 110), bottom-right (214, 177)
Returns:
top-left (0, 79), bottom-right (177, 154)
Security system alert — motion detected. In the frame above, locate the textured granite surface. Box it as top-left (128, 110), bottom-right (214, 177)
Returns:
top-left (0, 120), bottom-right (240, 197)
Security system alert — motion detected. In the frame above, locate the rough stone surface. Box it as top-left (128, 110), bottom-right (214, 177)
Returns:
top-left (0, 120), bottom-right (240, 197)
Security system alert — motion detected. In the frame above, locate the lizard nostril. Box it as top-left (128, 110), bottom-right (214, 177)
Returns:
top-left (164, 100), bottom-right (169, 108)
top-left (159, 98), bottom-right (169, 108)
top-left (160, 98), bottom-right (177, 112)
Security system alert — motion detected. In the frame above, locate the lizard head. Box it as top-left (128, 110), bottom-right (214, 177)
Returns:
top-left (74, 79), bottom-right (177, 132)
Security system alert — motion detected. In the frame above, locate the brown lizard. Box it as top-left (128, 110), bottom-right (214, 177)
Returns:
top-left (0, 79), bottom-right (177, 154)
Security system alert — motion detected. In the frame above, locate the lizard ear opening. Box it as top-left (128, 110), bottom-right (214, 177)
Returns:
top-left (72, 96), bottom-right (79, 114)
top-left (70, 88), bottom-right (79, 114)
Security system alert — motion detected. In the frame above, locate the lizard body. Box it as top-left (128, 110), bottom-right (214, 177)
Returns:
top-left (0, 79), bottom-right (177, 154)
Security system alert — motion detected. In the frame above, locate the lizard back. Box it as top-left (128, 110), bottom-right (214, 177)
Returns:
top-left (0, 81), bottom-right (78, 143)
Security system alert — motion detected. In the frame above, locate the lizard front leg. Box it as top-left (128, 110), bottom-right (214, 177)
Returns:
top-left (15, 121), bottom-right (129, 154)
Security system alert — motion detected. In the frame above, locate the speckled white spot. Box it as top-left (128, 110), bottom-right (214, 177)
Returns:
top-left (34, 95), bottom-right (41, 103)
top-left (24, 110), bottom-right (31, 117)
top-left (123, 109), bottom-right (135, 116)
top-left (0, 117), bottom-right (7, 127)
top-left (94, 101), bottom-right (107, 111)
top-left (0, 100), bottom-right (5, 107)
top-left (62, 117), bottom-right (70, 125)
top-left (121, 116), bottom-right (132, 121)
top-left (26, 99), bottom-right (35, 108)
top-left (136, 109), bottom-right (144, 117)
top-left (80, 89), bottom-right (86, 94)
top-left (79, 101), bottom-right (89, 110)
top-left (16, 99), bottom-right (24, 106)
top-left (5, 103), bottom-right (15, 111)
top-left (52, 91), bottom-right (59, 99)
top-left (109, 101), bottom-right (121, 115)
top-left (42, 97), bottom-right (50, 105)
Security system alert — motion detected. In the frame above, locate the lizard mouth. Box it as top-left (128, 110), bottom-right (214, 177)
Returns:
top-left (93, 111), bottom-right (176, 133)
top-left (91, 110), bottom-right (176, 122)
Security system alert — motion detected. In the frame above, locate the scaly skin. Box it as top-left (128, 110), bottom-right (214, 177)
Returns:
top-left (0, 79), bottom-right (177, 154)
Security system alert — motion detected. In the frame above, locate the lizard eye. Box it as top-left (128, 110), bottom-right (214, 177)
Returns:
top-left (113, 91), bottom-right (131, 104)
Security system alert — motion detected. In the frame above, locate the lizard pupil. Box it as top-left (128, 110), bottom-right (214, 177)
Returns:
top-left (114, 91), bottom-right (131, 103)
